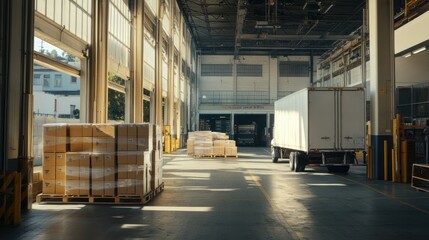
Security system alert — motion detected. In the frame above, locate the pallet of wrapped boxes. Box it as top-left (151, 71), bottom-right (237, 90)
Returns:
top-left (187, 131), bottom-right (237, 158)
top-left (37, 123), bottom-right (164, 205)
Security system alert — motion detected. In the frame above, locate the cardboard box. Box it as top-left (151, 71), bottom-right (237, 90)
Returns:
top-left (56, 153), bottom-right (66, 166)
top-left (137, 124), bottom-right (151, 151)
top-left (70, 137), bottom-right (83, 152)
top-left (56, 124), bottom-right (67, 152)
top-left (69, 125), bottom-right (82, 137)
top-left (104, 153), bottom-right (116, 195)
top-left (79, 179), bottom-right (90, 196)
top-left (127, 153), bottom-right (137, 195)
top-left (66, 180), bottom-right (79, 195)
top-left (43, 124), bottom-right (57, 137)
top-left (43, 135), bottom-right (56, 153)
top-left (55, 180), bottom-right (65, 194)
top-left (105, 136), bottom-right (116, 153)
top-left (79, 154), bottom-right (90, 180)
top-left (82, 137), bottom-right (93, 152)
top-left (91, 181), bottom-right (104, 196)
top-left (56, 165), bottom-right (66, 180)
top-left (43, 179), bottom-right (55, 194)
top-left (104, 181), bottom-right (115, 196)
top-left (136, 154), bottom-right (145, 196)
top-left (82, 124), bottom-right (93, 137)
top-left (225, 146), bottom-right (238, 157)
top-left (117, 124), bottom-right (128, 151)
top-left (93, 137), bottom-right (107, 153)
top-left (127, 124), bottom-right (138, 151)
top-left (91, 154), bottom-right (104, 180)
top-left (43, 165), bottom-right (56, 180)
top-left (43, 153), bottom-right (56, 166)
top-left (93, 124), bottom-right (105, 137)
top-left (104, 124), bottom-right (115, 138)
top-left (117, 180), bottom-right (128, 195)
top-left (66, 153), bottom-right (80, 167)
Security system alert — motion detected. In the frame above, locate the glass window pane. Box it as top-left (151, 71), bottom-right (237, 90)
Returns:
top-left (34, 37), bottom-right (81, 69)
top-left (33, 64), bottom-right (81, 166)
top-left (108, 88), bottom-right (125, 122)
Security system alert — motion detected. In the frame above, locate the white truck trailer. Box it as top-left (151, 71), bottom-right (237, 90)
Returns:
top-left (271, 87), bottom-right (365, 173)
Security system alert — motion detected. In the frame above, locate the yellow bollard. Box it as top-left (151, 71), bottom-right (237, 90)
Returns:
top-left (392, 149), bottom-right (396, 182)
top-left (384, 140), bottom-right (388, 181)
top-left (367, 146), bottom-right (373, 179)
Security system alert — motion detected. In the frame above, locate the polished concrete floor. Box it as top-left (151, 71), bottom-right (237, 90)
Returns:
top-left (2, 147), bottom-right (429, 240)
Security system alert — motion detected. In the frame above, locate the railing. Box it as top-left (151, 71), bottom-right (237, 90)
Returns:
top-left (199, 91), bottom-right (282, 104)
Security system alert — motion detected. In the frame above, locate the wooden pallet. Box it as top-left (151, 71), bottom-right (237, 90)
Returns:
top-left (0, 172), bottom-right (21, 225)
top-left (37, 191), bottom-right (154, 205)
top-left (224, 154), bottom-right (238, 158)
top-left (193, 154), bottom-right (213, 158)
top-left (153, 182), bottom-right (164, 196)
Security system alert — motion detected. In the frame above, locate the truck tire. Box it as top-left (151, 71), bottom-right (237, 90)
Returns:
top-left (289, 152), bottom-right (295, 171)
top-left (272, 147), bottom-right (279, 163)
top-left (327, 165), bottom-right (350, 174)
top-left (295, 153), bottom-right (306, 172)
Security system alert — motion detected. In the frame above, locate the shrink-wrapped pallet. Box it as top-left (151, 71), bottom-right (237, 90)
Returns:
top-left (187, 139), bottom-right (195, 155)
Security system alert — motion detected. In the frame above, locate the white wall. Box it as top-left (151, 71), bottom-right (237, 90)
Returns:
top-left (395, 48), bottom-right (429, 86)
top-left (200, 55), bottom-right (312, 101)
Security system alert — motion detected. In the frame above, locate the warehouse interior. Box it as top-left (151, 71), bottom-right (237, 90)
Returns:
top-left (2, 0), bottom-right (429, 239)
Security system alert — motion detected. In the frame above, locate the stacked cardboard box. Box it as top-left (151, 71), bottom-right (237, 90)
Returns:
top-left (213, 140), bottom-right (226, 156)
top-left (225, 140), bottom-right (238, 157)
top-left (186, 131), bottom-right (237, 158)
top-left (42, 123), bottom-right (162, 198)
top-left (42, 124), bottom-right (67, 194)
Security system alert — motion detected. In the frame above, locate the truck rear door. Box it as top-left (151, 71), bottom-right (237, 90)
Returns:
top-left (308, 90), bottom-right (335, 150)
top-left (340, 89), bottom-right (365, 150)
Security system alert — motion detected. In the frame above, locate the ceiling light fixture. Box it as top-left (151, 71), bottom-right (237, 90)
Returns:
top-left (412, 46), bottom-right (427, 54)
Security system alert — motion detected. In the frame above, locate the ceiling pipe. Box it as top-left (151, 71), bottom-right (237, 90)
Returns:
top-left (234, 0), bottom-right (247, 59)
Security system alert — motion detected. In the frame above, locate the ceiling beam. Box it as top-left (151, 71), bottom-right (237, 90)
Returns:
top-left (234, 0), bottom-right (247, 59)
top-left (239, 34), bottom-right (354, 41)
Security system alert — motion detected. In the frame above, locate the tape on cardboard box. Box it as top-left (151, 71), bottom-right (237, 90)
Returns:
top-left (43, 179), bottom-right (55, 194)
top-left (43, 153), bottom-right (56, 166)
top-left (43, 165), bottom-right (55, 180)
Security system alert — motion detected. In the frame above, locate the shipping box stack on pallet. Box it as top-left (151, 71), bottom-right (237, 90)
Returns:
top-left (38, 123), bottom-right (163, 204)
top-left (187, 131), bottom-right (238, 158)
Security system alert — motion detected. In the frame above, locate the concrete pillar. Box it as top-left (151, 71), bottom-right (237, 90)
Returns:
top-left (1, 0), bottom-right (34, 210)
top-left (130, 0), bottom-right (144, 123)
top-left (155, 5), bottom-right (164, 125)
top-left (90, 0), bottom-right (109, 123)
top-left (369, 0), bottom-right (395, 180)
top-left (269, 57), bottom-right (278, 102)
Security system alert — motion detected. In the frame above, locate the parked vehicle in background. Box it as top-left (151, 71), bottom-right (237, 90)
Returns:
top-left (271, 88), bottom-right (365, 173)
top-left (236, 123), bottom-right (257, 146)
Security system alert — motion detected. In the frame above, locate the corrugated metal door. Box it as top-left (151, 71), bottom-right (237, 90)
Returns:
top-left (340, 89), bottom-right (365, 150)
top-left (308, 90), bottom-right (335, 150)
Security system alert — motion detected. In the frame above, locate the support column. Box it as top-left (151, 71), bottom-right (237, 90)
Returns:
top-left (130, 0), bottom-right (144, 123)
top-left (155, 4), bottom-right (164, 125)
top-left (369, 0), bottom-right (395, 180)
top-left (2, 0), bottom-right (34, 210)
top-left (269, 57), bottom-right (278, 102)
top-left (90, 0), bottom-right (109, 123)
top-left (168, 4), bottom-right (175, 137)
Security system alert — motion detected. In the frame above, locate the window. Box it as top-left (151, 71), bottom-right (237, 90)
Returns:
top-left (201, 64), bottom-right (233, 76)
top-left (43, 74), bottom-right (50, 86)
top-left (237, 64), bottom-right (263, 77)
top-left (55, 74), bottom-right (62, 87)
top-left (71, 76), bottom-right (77, 83)
top-left (279, 61), bottom-right (309, 77)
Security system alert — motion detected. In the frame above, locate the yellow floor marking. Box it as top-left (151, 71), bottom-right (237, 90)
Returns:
top-left (335, 174), bottom-right (429, 215)
top-left (247, 170), bottom-right (301, 240)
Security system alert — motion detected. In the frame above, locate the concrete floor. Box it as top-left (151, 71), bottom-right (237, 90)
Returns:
top-left (2, 147), bottom-right (429, 240)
